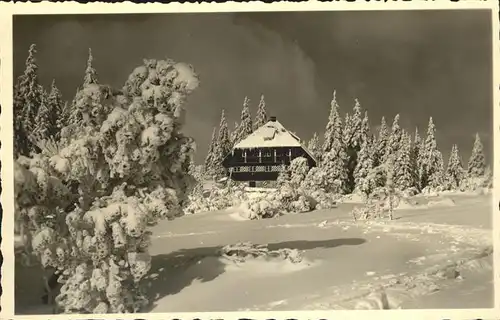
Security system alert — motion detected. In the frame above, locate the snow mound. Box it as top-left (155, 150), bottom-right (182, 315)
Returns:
top-left (426, 197), bottom-right (456, 208)
top-left (342, 193), bottom-right (365, 204)
top-left (219, 242), bottom-right (303, 264)
top-left (394, 198), bottom-right (419, 210)
top-left (218, 242), bottom-right (315, 274)
top-left (222, 256), bottom-right (314, 274)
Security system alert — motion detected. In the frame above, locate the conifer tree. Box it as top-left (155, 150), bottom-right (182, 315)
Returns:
top-left (360, 111), bottom-right (371, 145)
top-left (373, 117), bottom-right (388, 168)
top-left (33, 89), bottom-right (52, 142)
top-left (342, 99), bottom-right (364, 193)
top-left (307, 132), bottom-right (321, 162)
top-left (393, 131), bottom-right (413, 191)
top-left (67, 50), bottom-right (99, 128)
top-left (344, 98), bottom-right (363, 149)
top-left (253, 94), bottom-right (268, 131)
top-left (322, 145), bottom-right (349, 194)
top-left (428, 149), bottom-right (445, 189)
top-left (212, 110), bottom-right (232, 178)
top-left (204, 127), bottom-right (217, 175)
top-left (420, 117), bottom-right (443, 189)
top-left (354, 138), bottom-right (374, 193)
top-left (387, 114), bottom-right (402, 158)
top-left (444, 144), bottom-right (464, 190)
top-left (233, 97), bottom-right (253, 145)
top-left (14, 44), bottom-right (44, 155)
top-left (322, 90), bottom-right (343, 155)
top-left (467, 133), bottom-right (486, 178)
top-left (385, 154), bottom-right (396, 220)
top-left (83, 48), bottom-right (99, 86)
top-left (230, 121), bottom-right (239, 146)
top-left (56, 101), bottom-right (71, 138)
top-left (68, 90), bottom-right (83, 127)
top-left (13, 84), bottom-right (31, 156)
top-left (411, 127), bottom-right (422, 190)
top-left (46, 80), bottom-right (65, 138)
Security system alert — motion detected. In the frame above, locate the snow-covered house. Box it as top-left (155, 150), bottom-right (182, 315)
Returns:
top-left (222, 116), bottom-right (317, 186)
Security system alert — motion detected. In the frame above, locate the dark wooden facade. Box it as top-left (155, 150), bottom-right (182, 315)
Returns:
top-left (222, 146), bottom-right (317, 182)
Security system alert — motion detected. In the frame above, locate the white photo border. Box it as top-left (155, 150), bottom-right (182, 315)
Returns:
top-left (1, 1), bottom-right (499, 319)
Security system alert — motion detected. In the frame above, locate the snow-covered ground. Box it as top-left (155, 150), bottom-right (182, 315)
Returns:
top-left (15, 193), bottom-right (493, 314)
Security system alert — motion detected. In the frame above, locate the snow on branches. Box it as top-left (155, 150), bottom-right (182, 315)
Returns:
top-left (15, 58), bottom-right (200, 313)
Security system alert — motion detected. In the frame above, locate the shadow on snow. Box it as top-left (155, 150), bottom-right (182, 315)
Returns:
top-left (143, 237), bottom-right (367, 311)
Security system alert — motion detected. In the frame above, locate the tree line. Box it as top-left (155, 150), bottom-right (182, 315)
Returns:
top-left (306, 90), bottom-right (489, 195)
top-left (14, 44), bottom-right (99, 157)
top-left (203, 94), bottom-right (268, 178)
top-left (203, 89), bottom-right (489, 195)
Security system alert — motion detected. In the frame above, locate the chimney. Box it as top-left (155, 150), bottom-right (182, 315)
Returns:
top-left (270, 116), bottom-right (277, 122)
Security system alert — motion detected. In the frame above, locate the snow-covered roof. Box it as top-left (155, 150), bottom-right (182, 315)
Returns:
top-left (233, 120), bottom-right (318, 164)
top-left (234, 120), bottom-right (301, 149)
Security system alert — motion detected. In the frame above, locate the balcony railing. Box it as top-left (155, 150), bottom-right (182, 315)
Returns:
top-left (229, 165), bottom-right (285, 173)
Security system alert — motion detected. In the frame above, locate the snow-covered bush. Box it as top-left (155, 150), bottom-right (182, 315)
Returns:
top-left (459, 169), bottom-right (492, 192)
top-left (304, 189), bottom-right (338, 210)
top-left (237, 182), bottom-right (315, 220)
top-left (219, 242), bottom-right (303, 264)
top-left (15, 58), bottom-right (200, 313)
top-left (238, 197), bottom-right (281, 220)
top-left (185, 182), bottom-right (248, 215)
top-left (351, 157), bottom-right (399, 221)
top-left (351, 187), bottom-right (401, 221)
top-left (288, 157), bottom-right (309, 187)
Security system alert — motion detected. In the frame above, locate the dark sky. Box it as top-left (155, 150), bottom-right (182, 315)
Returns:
top-left (13, 10), bottom-right (493, 165)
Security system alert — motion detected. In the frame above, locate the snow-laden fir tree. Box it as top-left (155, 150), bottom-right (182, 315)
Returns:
top-left (47, 80), bottom-right (67, 139)
top-left (307, 132), bottom-right (321, 163)
top-left (373, 117), bottom-right (389, 168)
top-left (203, 127), bottom-right (217, 176)
top-left (428, 149), bottom-right (445, 189)
top-left (14, 83), bottom-right (31, 156)
top-left (68, 90), bottom-right (83, 127)
top-left (420, 117), bottom-right (443, 189)
top-left (288, 157), bottom-right (310, 188)
top-left (15, 58), bottom-right (200, 313)
top-left (322, 90), bottom-right (343, 155)
top-left (342, 98), bottom-right (363, 193)
top-left (343, 113), bottom-right (350, 143)
top-left (360, 111), bottom-right (372, 145)
top-left (32, 89), bottom-right (53, 143)
top-left (353, 137), bottom-right (374, 194)
top-left (393, 131), bottom-right (413, 191)
top-left (411, 127), bottom-right (422, 190)
top-left (14, 44), bottom-right (44, 155)
top-left (444, 144), bottom-right (464, 190)
top-left (233, 96), bottom-right (253, 145)
top-left (467, 133), bottom-right (486, 178)
top-left (253, 94), bottom-right (268, 131)
top-left (230, 121), bottom-right (239, 146)
top-left (276, 164), bottom-right (290, 188)
top-left (83, 48), bottom-right (99, 86)
top-left (322, 140), bottom-right (349, 194)
top-left (212, 109), bottom-right (232, 178)
top-left (387, 114), bottom-right (402, 159)
top-left (385, 154), bottom-right (396, 220)
top-left (344, 98), bottom-right (363, 150)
